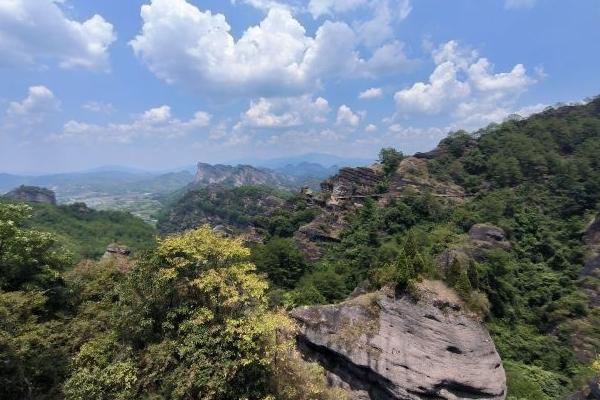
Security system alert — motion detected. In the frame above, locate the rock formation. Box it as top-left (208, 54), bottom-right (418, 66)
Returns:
top-left (102, 244), bottom-right (131, 259)
top-left (3, 185), bottom-right (57, 205)
top-left (291, 282), bottom-right (507, 400)
top-left (194, 163), bottom-right (287, 188)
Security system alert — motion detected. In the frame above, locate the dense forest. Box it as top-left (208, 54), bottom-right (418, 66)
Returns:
top-left (1, 98), bottom-right (600, 399)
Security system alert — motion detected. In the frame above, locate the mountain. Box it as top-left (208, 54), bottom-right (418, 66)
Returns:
top-left (194, 162), bottom-right (287, 188)
top-left (1, 195), bottom-right (156, 260)
top-left (246, 152), bottom-right (373, 169)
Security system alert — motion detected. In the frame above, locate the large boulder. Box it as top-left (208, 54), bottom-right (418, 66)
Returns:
top-left (291, 282), bottom-right (506, 400)
top-left (3, 185), bottom-right (56, 205)
top-left (468, 224), bottom-right (511, 251)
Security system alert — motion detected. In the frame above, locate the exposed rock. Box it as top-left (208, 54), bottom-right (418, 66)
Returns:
top-left (468, 224), bottom-right (511, 252)
top-left (3, 185), bottom-right (56, 205)
top-left (103, 244), bottom-right (131, 259)
top-left (583, 214), bottom-right (600, 278)
top-left (387, 157), bottom-right (465, 203)
top-left (320, 166), bottom-right (383, 206)
top-left (291, 283), bottom-right (506, 400)
top-left (568, 375), bottom-right (600, 400)
top-left (294, 210), bottom-right (347, 262)
top-left (194, 163), bottom-right (287, 188)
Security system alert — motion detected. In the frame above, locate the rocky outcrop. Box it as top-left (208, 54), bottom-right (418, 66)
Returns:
top-left (194, 163), bottom-right (287, 188)
top-left (102, 244), bottom-right (131, 259)
top-left (3, 185), bottom-right (56, 205)
top-left (291, 283), bottom-right (506, 400)
top-left (320, 166), bottom-right (384, 206)
top-left (388, 158), bottom-right (465, 203)
top-left (468, 224), bottom-right (511, 251)
top-left (583, 214), bottom-right (600, 278)
top-left (438, 223), bottom-right (510, 273)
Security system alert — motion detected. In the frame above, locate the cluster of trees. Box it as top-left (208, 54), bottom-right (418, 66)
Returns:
top-left (0, 203), bottom-right (344, 399)
top-left (19, 201), bottom-right (156, 260)
top-left (157, 185), bottom-right (293, 235)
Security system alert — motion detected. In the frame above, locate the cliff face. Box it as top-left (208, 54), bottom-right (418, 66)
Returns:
top-left (291, 283), bottom-right (506, 400)
top-left (293, 157), bottom-right (466, 262)
top-left (3, 185), bottom-right (57, 205)
top-left (194, 163), bottom-right (286, 188)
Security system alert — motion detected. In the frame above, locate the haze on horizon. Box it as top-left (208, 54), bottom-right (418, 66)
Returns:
top-left (1, 0), bottom-right (599, 174)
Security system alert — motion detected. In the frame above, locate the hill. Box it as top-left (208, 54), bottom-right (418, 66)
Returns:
top-left (0, 197), bottom-right (156, 260)
top-left (245, 97), bottom-right (600, 399)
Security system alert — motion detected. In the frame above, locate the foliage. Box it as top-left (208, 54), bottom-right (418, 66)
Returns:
top-left (157, 185), bottom-right (291, 234)
top-left (65, 226), bottom-right (334, 399)
top-left (378, 148), bottom-right (405, 177)
top-left (252, 238), bottom-right (309, 289)
top-left (24, 202), bottom-right (156, 261)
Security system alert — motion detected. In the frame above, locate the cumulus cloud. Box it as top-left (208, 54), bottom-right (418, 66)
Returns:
top-left (336, 105), bottom-right (361, 128)
top-left (55, 106), bottom-right (211, 143)
top-left (2, 86), bottom-right (60, 136)
top-left (394, 61), bottom-right (471, 113)
top-left (394, 40), bottom-right (536, 127)
top-left (0, 0), bottom-right (116, 71)
top-left (359, 87), bottom-right (383, 99)
top-left (468, 58), bottom-right (533, 91)
top-left (130, 0), bottom-right (414, 96)
top-left (236, 95), bottom-right (330, 129)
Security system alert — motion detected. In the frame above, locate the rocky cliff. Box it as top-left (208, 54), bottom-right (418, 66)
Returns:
top-left (194, 163), bottom-right (287, 188)
top-left (293, 157), bottom-right (466, 262)
top-left (291, 282), bottom-right (506, 400)
top-left (3, 185), bottom-right (57, 205)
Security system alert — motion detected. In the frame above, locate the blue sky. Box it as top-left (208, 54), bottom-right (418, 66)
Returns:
top-left (0, 0), bottom-right (599, 173)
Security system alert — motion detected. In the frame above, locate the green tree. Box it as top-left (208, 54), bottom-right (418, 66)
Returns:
top-left (378, 147), bottom-right (404, 177)
top-left (252, 238), bottom-right (308, 289)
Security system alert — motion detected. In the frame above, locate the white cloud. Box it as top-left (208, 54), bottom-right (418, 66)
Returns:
top-left (0, 0), bottom-right (116, 71)
top-left (3, 86), bottom-right (60, 136)
top-left (336, 104), bottom-right (361, 128)
top-left (394, 61), bottom-right (471, 113)
top-left (231, 0), bottom-right (292, 11)
top-left (308, 0), bottom-right (368, 18)
top-left (130, 0), bottom-right (413, 96)
top-left (505, 0), bottom-right (536, 9)
top-left (359, 87), bottom-right (383, 99)
top-left (55, 106), bottom-right (211, 143)
top-left (236, 95), bottom-right (330, 129)
top-left (6, 86), bottom-right (59, 120)
top-left (354, 0), bottom-right (412, 47)
top-left (365, 123), bottom-right (378, 132)
top-left (394, 40), bottom-right (536, 125)
top-left (82, 101), bottom-right (115, 114)
top-left (468, 58), bottom-right (533, 92)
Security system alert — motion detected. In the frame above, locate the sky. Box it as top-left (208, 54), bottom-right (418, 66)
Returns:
top-left (0, 0), bottom-right (599, 174)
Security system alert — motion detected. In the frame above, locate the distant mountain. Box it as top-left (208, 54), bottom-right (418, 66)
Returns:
top-left (272, 162), bottom-right (339, 179)
top-left (193, 161), bottom-right (339, 190)
top-left (194, 163), bottom-right (286, 188)
top-left (235, 153), bottom-right (374, 169)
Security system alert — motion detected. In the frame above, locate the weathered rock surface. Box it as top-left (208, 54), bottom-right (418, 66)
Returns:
top-left (291, 283), bottom-right (506, 400)
top-left (388, 158), bottom-right (465, 203)
top-left (194, 163), bottom-right (286, 188)
top-left (583, 214), bottom-right (600, 278)
top-left (320, 166), bottom-right (383, 206)
top-left (3, 185), bottom-right (56, 205)
top-left (468, 224), bottom-right (511, 252)
top-left (102, 244), bottom-right (131, 259)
